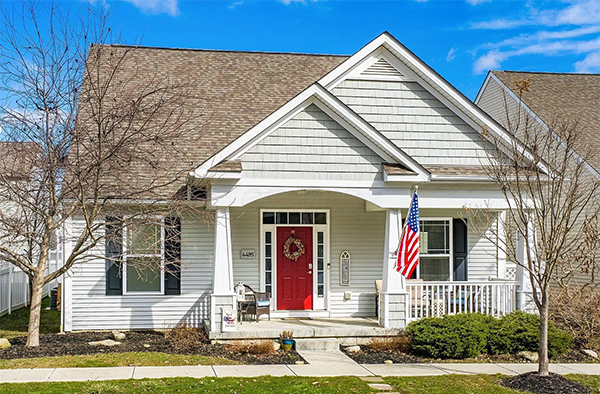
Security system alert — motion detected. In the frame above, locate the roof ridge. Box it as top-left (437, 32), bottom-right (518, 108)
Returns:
top-left (495, 70), bottom-right (600, 77)
top-left (94, 43), bottom-right (350, 58)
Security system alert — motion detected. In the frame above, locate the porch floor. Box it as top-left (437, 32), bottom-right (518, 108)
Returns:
top-left (207, 317), bottom-right (403, 340)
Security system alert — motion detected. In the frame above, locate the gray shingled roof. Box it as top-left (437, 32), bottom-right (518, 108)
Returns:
top-left (492, 71), bottom-right (600, 171)
top-left (75, 45), bottom-right (348, 199)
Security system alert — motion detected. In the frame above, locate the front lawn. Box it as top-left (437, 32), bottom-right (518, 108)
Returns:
top-left (0, 375), bottom-right (599, 394)
top-left (0, 376), bottom-right (375, 394)
top-left (385, 374), bottom-right (600, 394)
top-left (0, 352), bottom-right (238, 369)
top-left (0, 297), bottom-right (60, 340)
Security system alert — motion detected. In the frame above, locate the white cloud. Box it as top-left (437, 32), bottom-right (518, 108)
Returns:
top-left (278, 0), bottom-right (320, 4)
top-left (446, 47), bottom-right (457, 62)
top-left (471, 0), bottom-right (600, 74)
top-left (556, 0), bottom-right (600, 25)
top-left (471, 18), bottom-right (531, 30)
top-left (466, 0), bottom-right (491, 6)
top-left (123, 0), bottom-right (180, 17)
top-left (474, 51), bottom-right (506, 74)
top-left (574, 51), bottom-right (600, 72)
top-left (228, 1), bottom-right (244, 9)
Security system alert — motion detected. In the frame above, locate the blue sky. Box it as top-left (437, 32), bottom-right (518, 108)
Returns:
top-left (14, 1), bottom-right (600, 99)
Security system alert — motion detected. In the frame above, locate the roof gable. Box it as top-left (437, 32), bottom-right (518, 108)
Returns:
top-left (239, 104), bottom-right (387, 181)
top-left (318, 33), bottom-right (525, 155)
top-left (194, 84), bottom-right (429, 181)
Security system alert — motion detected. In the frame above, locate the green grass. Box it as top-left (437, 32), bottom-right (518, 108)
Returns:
top-left (0, 297), bottom-right (60, 339)
top-left (0, 352), bottom-right (239, 369)
top-left (0, 376), bottom-right (375, 394)
top-left (0, 375), bottom-right (598, 394)
top-left (384, 374), bottom-right (600, 394)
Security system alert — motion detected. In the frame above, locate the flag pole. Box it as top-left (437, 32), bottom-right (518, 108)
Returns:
top-left (394, 185), bottom-right (419, 259)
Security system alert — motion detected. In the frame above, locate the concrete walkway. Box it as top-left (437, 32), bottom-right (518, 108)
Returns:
top-left (0, 363), bottom-right (598, 383)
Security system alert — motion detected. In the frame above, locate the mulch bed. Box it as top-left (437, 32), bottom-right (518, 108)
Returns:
top-left (500, 372), bottom-right (591, 394)
top-left (342, 346), bottom-right (599, 364)
top-left (0, 331), bottom-right (303, 365)
top-left (341, 346), bottom-right (423, 364)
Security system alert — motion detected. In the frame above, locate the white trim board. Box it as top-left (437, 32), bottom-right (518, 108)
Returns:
top-left (193, 83), bottom-right (429, 181)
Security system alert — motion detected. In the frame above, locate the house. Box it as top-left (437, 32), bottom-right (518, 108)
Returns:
top-left (476, 71), bottom-right (600, 179)
top-left (476, 71), bottom-right (600, 286)
top-left (61, 33), bottom-right (533, 337)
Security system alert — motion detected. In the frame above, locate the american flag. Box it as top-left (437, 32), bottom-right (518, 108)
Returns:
top-left (396, 191), bottom-right (420, 278)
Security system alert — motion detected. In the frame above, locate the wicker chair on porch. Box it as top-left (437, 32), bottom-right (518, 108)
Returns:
top-left (239, 284), bottom-right (271, 323)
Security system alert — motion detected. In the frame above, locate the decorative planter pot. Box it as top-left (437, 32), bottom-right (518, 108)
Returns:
top-left (281, 339), bottom-right (294, 352)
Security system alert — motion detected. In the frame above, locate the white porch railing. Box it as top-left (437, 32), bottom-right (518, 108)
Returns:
top-left (405, 281), bottom-right (518, 321)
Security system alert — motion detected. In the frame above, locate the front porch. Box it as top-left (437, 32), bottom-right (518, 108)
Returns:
top-left (207, 190), bottom-right (531, 335)
top-left (206, 317), bottom-right (402, 341)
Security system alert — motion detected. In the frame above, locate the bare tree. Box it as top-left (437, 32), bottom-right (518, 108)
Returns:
top-left (465, 79), bottom-right (600, 375)
top-left (0, 1), bottom-right (204, 346)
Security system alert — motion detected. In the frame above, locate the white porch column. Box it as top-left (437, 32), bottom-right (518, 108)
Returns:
top-left (379, 209), bottom-right (409, 328)
top-left (497, 211), bottom-right (507, 279)
top-left (515, 219), bottom-right (537, 313)
top-left (210, 207), bottom-right (237, 332)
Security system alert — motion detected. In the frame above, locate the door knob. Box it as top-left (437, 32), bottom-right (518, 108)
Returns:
top-left (308, 271), bottom-right (312, 274)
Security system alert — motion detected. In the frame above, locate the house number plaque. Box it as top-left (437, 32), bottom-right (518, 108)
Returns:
top-left (240, 249), bottom-right (256, 259)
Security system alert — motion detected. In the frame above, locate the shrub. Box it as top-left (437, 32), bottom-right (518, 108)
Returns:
top-left (407, 313), bottom-right (495, 359)
top-left (549, 287), bottom-right (600, 348)
top-left (488, 311), bottom-right (572, 357)
top-left (225, 340), bottom-right (275, 355)
top-left (368, 335), bottom-right (411, 352)
top-left (165, 324), bottom-right (207, 352)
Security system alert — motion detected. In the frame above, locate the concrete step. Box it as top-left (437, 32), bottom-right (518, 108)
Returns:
top-left (295, 338), bottom-right (339, 351)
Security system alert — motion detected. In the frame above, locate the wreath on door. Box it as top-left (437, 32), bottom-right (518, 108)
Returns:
top-left (283, 229), bottom-right (306, 262)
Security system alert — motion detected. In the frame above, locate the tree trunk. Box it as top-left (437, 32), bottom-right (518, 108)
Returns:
top-left (25, 271), bottom-right (46, 347)
top-left (538, 293), bottom-right (550, 376)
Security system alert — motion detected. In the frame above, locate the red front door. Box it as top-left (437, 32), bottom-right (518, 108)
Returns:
top-left (277, 227), bottom-right (313, 310)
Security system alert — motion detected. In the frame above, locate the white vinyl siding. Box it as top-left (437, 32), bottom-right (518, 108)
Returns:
top-left (70, 213), bottom-right (214, 330)
top-left (239, 104), bottom-right (384, 181)
top-left (467, 215), bottom-right (498, 281)
top-left (332, 79), bottom-right (494, 167)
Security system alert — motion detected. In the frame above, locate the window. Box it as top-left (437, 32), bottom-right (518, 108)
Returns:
top-left (262, 211), bottom-right (327, 225)
top-left (124, 220), bottom-right (164, 294)
top-left (264, 231), bottom-right (273, 296)
top-left (317, 231), bottom-right (326, 296)
top-left (416, 219), bottom-right (451, 281)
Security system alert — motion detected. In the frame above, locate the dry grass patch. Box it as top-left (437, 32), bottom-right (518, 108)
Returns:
top-left (164, 324), bottom-right (207, 352)
top-left (368, 335), bottom-right (411, 352)
top-left (225, 340), bottom-right (276, 355)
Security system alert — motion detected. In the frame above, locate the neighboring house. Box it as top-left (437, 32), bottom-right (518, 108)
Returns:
top-left (476, 71), bottom-right (600, 179)
top-left (62, 32), bottom-right (534, 335)
top-left (476, 71), bottom-right (600, 286)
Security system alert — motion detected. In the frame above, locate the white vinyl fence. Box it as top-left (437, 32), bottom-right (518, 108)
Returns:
top-left (0, 257), bottom-right (60, 317)
top-left (406, 280), bottom-right (518, 321)
top-left (0, 264), bottom-right (30, 317)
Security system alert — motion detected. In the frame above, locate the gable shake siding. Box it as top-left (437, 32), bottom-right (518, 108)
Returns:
top-left (332, 79), bottom-right (494, 167)
top-left (70, 214), bottom-right (213, 330)
top-left (240, 104), bottom-right (384, 180)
